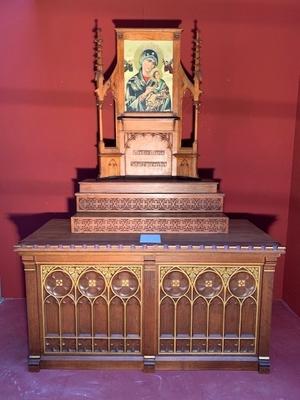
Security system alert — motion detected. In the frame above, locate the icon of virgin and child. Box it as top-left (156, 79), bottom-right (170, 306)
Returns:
top-left (125, 47), bottom-right (172, 112)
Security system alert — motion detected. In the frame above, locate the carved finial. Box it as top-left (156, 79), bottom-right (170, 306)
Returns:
top-left (93, 19), bottom-right (103, 87)
top-left (193, 28), bottom-right (201, 82)
top-left (192, 21), bottom-right (202, 109)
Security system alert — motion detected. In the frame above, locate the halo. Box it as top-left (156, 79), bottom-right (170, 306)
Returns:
top-left (133, 42), bottom-right (164, 72)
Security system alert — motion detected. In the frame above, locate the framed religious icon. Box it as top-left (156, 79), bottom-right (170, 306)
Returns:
top-left (124, 40), bottom-right (173, 112)
top-left (113, 29), bottom-right (182, 116)
top-left (95, 27), bottom-right (201, 177)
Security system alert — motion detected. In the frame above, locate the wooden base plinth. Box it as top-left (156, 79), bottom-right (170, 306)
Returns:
top-left (39, 355), bottom-right (144, 371)
top-left (71, 212), bottom-right (229, 234)
top-left (155, 355), bottom-right (260, 372)
top-left (33, 354), bottom-right (262, 372)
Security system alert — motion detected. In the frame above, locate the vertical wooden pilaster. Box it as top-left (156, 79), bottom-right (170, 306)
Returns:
top-left (22, 255), bottom-right (41, 371)
top-left (142, 255), bottom-right (158, 371)
top-left (258, 255), bottom-right (278, 373)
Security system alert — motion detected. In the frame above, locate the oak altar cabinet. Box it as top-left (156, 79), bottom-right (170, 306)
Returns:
top-left (15, 26), bottom-right (285, 373)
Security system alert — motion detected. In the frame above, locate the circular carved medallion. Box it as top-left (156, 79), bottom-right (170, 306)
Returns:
top-left (78, 271), bottom-right (106, 297)
top-left (228, 272), bottom-right (256, 298)
top-left (45, 271), bottom-right (72, 297)
top-left (162, 271), bottom-right (189, 298)
top-left (111, 271), bottom-right (139, 298)
top-left (195, 271), bottom-right (222, 298)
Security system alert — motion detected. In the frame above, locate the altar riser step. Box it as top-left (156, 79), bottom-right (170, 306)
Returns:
top-left (79, 180), bottom-right (218, 194)
top-left (71, 214), bottom-right (229, 234)
top-left (76, 193), bottom-right (224, 213)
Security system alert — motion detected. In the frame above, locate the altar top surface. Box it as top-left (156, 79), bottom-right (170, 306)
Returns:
top-left (15, 219), bottom-right (285, 253)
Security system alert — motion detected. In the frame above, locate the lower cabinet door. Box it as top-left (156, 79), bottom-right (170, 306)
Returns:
top-left (41, 264), bottom-right (143, 355)
top-left (158, 264), bottom-right (260, 356)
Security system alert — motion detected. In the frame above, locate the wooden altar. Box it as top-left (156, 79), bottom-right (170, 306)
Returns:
top-left (16, 218), bottom-right (284, 372)
top-left (15, 25), bottom-right (285, 373)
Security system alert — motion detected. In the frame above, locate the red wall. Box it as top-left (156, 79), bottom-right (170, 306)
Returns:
top-left (0, 1), bottom-right (299, 302)
top-left (283, 80), bottom-right (300, 315)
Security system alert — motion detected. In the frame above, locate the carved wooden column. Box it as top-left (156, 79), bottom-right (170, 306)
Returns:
top-left (258, 255), bottom-right (277, 373)
top-left (22, 256), bottom-right (41, 371)
top-left (142, 256), bottom-right (158, 371)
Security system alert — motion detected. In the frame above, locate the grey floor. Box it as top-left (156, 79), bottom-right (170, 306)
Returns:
top-left (0, 299), bottom-right (299, 400)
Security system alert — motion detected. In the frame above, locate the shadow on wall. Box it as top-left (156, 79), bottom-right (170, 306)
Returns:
top-left (72, 167), bottom-right (98, 197)
top-left (10, 212), bottom-right (71, 241)
top-left (112, 19), bottom-right (182, 28)
top-left (9, 168), bottom-right (97, 241)
top-left (197, 168), bottom-right (277, 233)
top-left (198, 168), bottom-right (220, 182)
top-left (226, 213), bottom-right (277, 234)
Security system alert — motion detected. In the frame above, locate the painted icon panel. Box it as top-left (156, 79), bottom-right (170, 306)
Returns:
top-left (124, 40), bottom-right (173, 112)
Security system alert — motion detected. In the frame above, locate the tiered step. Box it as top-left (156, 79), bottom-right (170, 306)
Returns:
top-left (77, 179), bottom-right (219, 194)
top-left (71, 212), bottom-right (228, 233)
top-left (76, 193), bottom-right (224, 213)
top-left (71, 178), bottom-right (229, 234)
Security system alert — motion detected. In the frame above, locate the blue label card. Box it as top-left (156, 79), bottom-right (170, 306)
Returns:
top-left (139, 234), bottom-right (161, 244)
